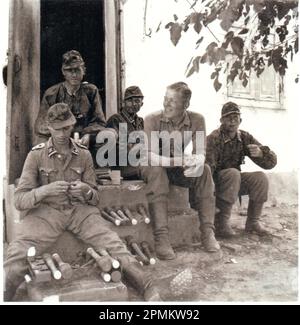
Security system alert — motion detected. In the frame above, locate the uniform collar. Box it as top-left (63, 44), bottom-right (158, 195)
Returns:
top-left (121, 109), bottom-right (137, 124)
top-left (47, 137), bottom-right (79, 157)
top-left (160, 111), bottom-right (191, 128)
top-left (220, 125), bottom-right (242, 143)
top-left (63, 82), bottom-right (81, 96)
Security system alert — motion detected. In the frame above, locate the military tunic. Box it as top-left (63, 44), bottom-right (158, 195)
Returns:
top-left (141, 110), bottom-right (215, 225)
top-left (106, 110), bottom-right (144, 179)
top-left (34, 82), bottom-right (106, 140)
top-left (206, 126), bottom-right (277, 204)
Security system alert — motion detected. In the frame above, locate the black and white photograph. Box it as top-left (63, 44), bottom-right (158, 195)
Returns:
top-left (0, 0), bottom-right (299, 305)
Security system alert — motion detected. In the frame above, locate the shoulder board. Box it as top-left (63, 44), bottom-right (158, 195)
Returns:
top-left (32, 143), bottom-right (45, 151)
top-left (76, 143), bottom-right (88, 150)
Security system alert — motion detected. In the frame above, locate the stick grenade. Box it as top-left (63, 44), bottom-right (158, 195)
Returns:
top-left (98, 248), bottom-right (120, 269)
top-left (137, 204), bottom-right (151, 224)
top-left (52, 253), bottom-right (73, 280)
top-left (105, 207), bottom-right (124, 225)
top-left (141, 241), bottom-right (156, 265)
top-left (122, 206), bottom-right (138, 225)
top-left (135, 255), bottom-right (144, 266)
top-left (24, 274), bottom-right (43, 301)
top-left (115, 207), bottom-right (130, 224)
top-left (27, 246), bottom-right (36, 262)
top-left (125, 236), bottom-right (150, 265)
top-left (100, 209), bottom-right (121, 226)
top-left (86, 247), bottom-right (112, 273)
top-left (42, 253), bottom-right (62, 280)
top-left (110, 269), bottom-right (122, 283)
top-left (100, 272), bottom-right (111, 283)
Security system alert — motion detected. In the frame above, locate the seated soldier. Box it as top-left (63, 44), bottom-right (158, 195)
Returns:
top-left (206, 102), bottom-right (277, 238)
top-left (4, 103), bottom-right (164, 302)
top-left (141, 82), bottom-right (220, 260)
top-left (34, 50), bottom-right (106, 159)
top-left (106, 86), bottom-right (144, 180)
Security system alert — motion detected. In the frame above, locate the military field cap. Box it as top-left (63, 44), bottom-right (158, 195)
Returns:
top-left (62, 50), bottom-right (85, 70)
top-left (124, 86), bottom-right (144, 100)
top-left (221, 101), bottom-right (241, 118)
top-left (47, 103), bottom-right (76, 129)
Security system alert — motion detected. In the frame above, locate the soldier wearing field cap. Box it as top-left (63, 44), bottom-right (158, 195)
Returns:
top-left (206, 101), bottom-right (277, 238)
top-left (34, 50), bottom-right (106, 153)
top-left (4, 103), bottom-right (164, 302)
top-left (106, 86), bottom-right (144, 179)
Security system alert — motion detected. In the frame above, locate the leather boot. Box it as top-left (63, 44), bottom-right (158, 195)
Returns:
top-left (215, 198), bottom-right (236, 238)
top-left (122, 262), bottom-right (162, 301)
top-left (245, 200), bottom-right (270, 235)
top-left (148, 201), bottom-right (176, 260)
top-left (197, 198), bottom-right (220, 252)
top-left (4, 279), bottom-right (17, 302)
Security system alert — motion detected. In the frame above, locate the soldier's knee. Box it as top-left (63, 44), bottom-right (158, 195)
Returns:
top-left (219, 168), bottom-right (241, 184)
top-left (253, 171), bottom-right (269, 191)
top-left (202, 163), bottom-right (212, 176)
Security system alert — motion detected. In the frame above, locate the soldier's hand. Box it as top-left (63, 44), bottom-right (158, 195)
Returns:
top-left (247, 144), bottom-right (263, 158)
top-left (69, 180), bottom-right (91, 197)
top-left (183, 154), bottom-right (205, 177)
top-left (39, 181), bottom-right (70, 198)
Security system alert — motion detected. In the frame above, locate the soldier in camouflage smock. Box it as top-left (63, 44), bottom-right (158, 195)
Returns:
top-left (206, 102), bottom-right (277, 238)
top-left (34, 50), bottom-right (106, 159)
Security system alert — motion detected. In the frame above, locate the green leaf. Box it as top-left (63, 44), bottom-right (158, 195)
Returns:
top-left (211, 71), bottom-right (217, 79)
top-left (238, 28), bottom-right (249, 35)
top-left (242, 78), bottom-right (248, 87)
top-left (166, 23), bottom-right (183, 46)
top-left (195, 36), bottom-right (204, 49)
top-left (194, 19), bottom-right (202, 34)
top-left (213, 77), bottom-right (222, 92)
top-left (185, 57), bottom-right (194, 75)
top-left (230, 37), bottom-right (244, 58)
top-left (186, 66), bottom-right (195, 78)
top-left (196, 36), bottom-right (204, 45)
top-left (156, 22), bottom-right (162, 33)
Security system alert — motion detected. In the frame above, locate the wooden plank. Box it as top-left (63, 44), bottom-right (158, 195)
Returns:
top-left (6, 0), bottom-right (40, 184)
top-left (104, 0), bottom-right (119, 119)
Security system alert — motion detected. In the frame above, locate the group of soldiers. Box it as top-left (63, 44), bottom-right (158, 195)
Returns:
top-left (4, 50), bottom-right (277, 301)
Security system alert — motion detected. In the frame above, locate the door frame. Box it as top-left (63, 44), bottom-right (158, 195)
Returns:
top-left (6, 0), bottom-right (123, 183)
top-left (104, 0), bottom-right (123, 119)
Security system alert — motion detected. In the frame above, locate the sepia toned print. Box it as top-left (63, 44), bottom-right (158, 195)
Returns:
top-left (1, 0), bottom-right (298, 303)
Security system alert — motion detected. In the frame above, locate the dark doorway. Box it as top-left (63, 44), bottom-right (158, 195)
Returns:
top-left (41, 0), bottom-right (106, 113)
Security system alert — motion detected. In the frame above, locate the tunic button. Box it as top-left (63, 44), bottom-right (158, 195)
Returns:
top-left (58, 154), bottom-right (62, 159)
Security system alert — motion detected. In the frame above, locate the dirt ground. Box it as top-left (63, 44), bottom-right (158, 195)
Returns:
top-left (10, 203), bottom-right (298, 303)
top-left (129, 204), bottom-right (298, 302)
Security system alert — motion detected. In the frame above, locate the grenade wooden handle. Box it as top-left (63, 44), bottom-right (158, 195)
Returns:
top-left (122, 207), bottom-right (138, 225)
top-left (137, 205), bottom-right (150, 224)
top-left (125, 236), bottom-right (150, 265)
top-left (87, 247), bottom-right (112, 272)
top-left (141, 241), bottom-right (156, 265)
top-left (98, 248), bottom-right (120, 269)
top-left (52, 253), bottom-right (73, 279)
top-left (42, 253), bottom-right (62, 280)
top-left (101, 210), bottom-right (121, 226)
